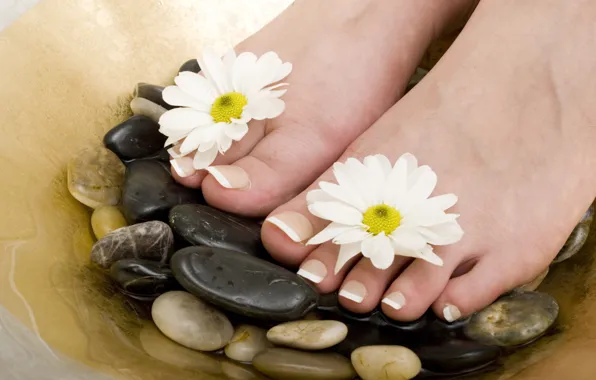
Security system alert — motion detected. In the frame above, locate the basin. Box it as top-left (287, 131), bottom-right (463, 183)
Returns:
top-left (1, 1), bottom-right (595, 379)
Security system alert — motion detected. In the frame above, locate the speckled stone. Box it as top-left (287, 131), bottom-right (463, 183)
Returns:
top-left (464, 291), bottom-right (559, 347)
top-left (224, 325), bottom-right (271, 362)
top-left (171, 246), bottom-right (318, 321)
top-left (91, 206), bottom-right (127, 239)
top-left (130, 97), bottom-right (167, 123)
top-left (351, 346), bottom-right (421, 380)
top-left (104, 115), bottom-right (166, 160)
top-left (90, 221), bottom-right (173, 268)
top-left (110, 259), bottom-right (179, 301)
top-left (179, 58), bottom-right (201, 73)
top-left (415, 340), bottom-right (501, 374)
top-left (267, 320), bottom-right (348, 350)
top-left (152, 291), bottom-right (234, 351)
top-left (67, 146), bottom-right (125, 208)
top-left (169, 204), bottom-right (264, 257)
top-left (553, 204), bottom-right (594, 263)
top-left (253, 348), bottom-right (356, 380)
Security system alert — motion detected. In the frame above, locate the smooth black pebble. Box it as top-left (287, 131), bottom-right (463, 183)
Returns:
top-left (179, 59), bottom-right (201, 73)
top-left (110, 259), bottom-right (180, 301)
top-left (104, 115), bottom-right (166, 160)
top-left (415, 340), bottom-right (501, 374)
top-left (135, 83), bottom-right (174, 110)
top-left (171, 246), bottom-right (319, 321)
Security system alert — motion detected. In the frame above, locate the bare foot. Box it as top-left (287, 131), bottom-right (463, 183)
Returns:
top-left (169, 0), bottom-right (477, 216)
top-left (263, 0), bottom-right (596, 321)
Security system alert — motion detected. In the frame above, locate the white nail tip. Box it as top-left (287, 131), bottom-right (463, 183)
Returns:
top-left (339, 289), bottom-right (364, 303)
top-left (266, 216), bottom-right (302, 242)
top-left (297, 268), bottom-right (323, 284)
top-left (382, 297), bottom-right (404, 310)
top-left (170, 159), bottom-right (194, 178)
top-left (205, 167), bottom-right (232, 188)
top-left (443, 304), bottom-right (461, 322)
top-left (167, 147), bottom-right (183, 159)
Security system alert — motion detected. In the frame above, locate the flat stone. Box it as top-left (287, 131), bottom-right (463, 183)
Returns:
top-left (91, 206), bottom-right (127, 239)
top-left (109, 259), bottom-right (179, 301)
top-left (221, 361), bottom-right (270, 380)
top-left (152, 291), bottom-right (234, 351)
top-left (134, 82), bottom-right (174, 109)
top-left (253, 348), bottom-right (356, 380)
top-left (169, 204), bottom-right (264, 257)
top-left (139, 322), bottom-right (223, 376)
top-left (90, 220), bottom-right (173, 268)
top-left (224, 325), bottom-right (271, 362)
top-left (464, 291), bottom-right (559, 347)
top-left (517, 268), bottom-right (549, 292)
top-left (267, 320), bottom-right (348, 350)
top-left (121, 160), bottom-right (203, 223)
top-left (351, 346), bottom-right (421, 380)
top-left (415, 340), bottom-right (501, 373)
top-left (553, 204), bottom-right (594, 263)
top-left (130, 97), bottom-right (167, 123)
top-left (179, 58), bottom-right (201, 73)
top-left (67, 146), bottom-right (125, 208)
top-left (104, 115), bottom-right (166, 160)
top-left (171, 246), bottom-right (318, 321)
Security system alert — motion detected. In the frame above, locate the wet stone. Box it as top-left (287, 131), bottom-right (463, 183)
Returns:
top-left (152, 291), bottom-right (234, 351)
top-left (169, 204), bottom-right (264, 257)
top-left (134, 82), bottom-right (174, 109)
top-left (253, 348), bottom-right (356, 380)
top-left (90, 220), bottom-right (173, 268)
top-left (179, 58), bottom-right (201, 73)
top-left (91, 206), bottom-right (127, 239)
top-left (130, 97), bottom-right (167, 124)
top-left (225, 325), bottom-right (272, 362)
top-left (171, 246), bottom-right (318, 321)
top-left (414, 340), bottom-right (501, 374)
top-left (553, 204), bottom-right (594, 263)
top-left (221, 361), bottom-right (269, 380)
top-left (464, 291), bottom-right (559, 347)
top-left (104, 115), bottom-right (166, 160)
top-left (67, 146), bottom-right (125, 208)
top-left (109, 259), bottom-right (179, 301)
top-left (267, 320), bottom-right (348, 350)
top-left (351, 345), bottom-right (421, 380)
top-left (121, 160), bottom-right (203, 223)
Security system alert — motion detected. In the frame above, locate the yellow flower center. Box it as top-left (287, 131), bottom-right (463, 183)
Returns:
top-left (362, 204), bottom-right (402, 236)
top-left (210, 92), bottom-right (248, 123)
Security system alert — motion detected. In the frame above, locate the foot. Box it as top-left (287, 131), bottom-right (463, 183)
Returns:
top-left (170, 0), bottom-right (477, 216)
top-left (263, 0), bottom-right (596, 321)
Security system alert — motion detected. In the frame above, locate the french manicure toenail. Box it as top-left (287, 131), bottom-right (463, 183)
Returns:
top-left (297, 260), bottom-right (327, 284)
top-left (206, 165), bottom-right (250, 190)
top-left (167, 145), bottom-right (183, 159)
top-left (170, 157), bottom-right (195, 178)
top-left (339, 281), bottom-right (367, 303)
top-left (382, 292), bottom-right (406, 310)
top-left (265, 211), bottom-right (314, 243)
top-left (443, 304), bottom-right (461, 322)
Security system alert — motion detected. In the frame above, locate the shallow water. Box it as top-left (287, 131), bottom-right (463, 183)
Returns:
top-left (1, 1), bottom-right (596, 379)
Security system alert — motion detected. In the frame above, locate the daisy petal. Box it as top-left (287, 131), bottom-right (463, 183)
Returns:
top-left (319, 181), bottom-right (366, 211)
top-left (418, 221), bottom-right (464, 245)
top-left (198, 48), bottom-right (231, 94)
top-left (332, 228), bottom-right (370, 245)
top-left (382, 155), bottom-right (408, 208)
top-left (192, 144), bottom-right (219, 170)
top-left (375, 154), bottom-right (393, 177)
top-left (306, 189), bottom-right (335, 204)
top-left (162, 86), bottom-right (210, 111)
top-left (217, 135), bottom-right (233, 153)
top-left (334, 160), bottom-right (371, 207)
top-left (271, 62), bottom-right (293, 84)
top-left (179, 123), bottom-right (222, 155)
top-left (197, 140), bottom-right (215, 152)
top-left (225, 123), bottom-right (249, 141)
top-left (244, 94), bottom-right (285, 120)
top-left (175, 72), bottom-right (218, 105)
top-left (159, 108), bottom-right (213, 133)
top-left (232, 52), bottom-right (257, 94)
top-left (425, 194), bottom-right (458, 211)
top-left (401, 152), bottom-right (418, 173)
top-left (401, 207), bottom-right (459, 227)
top-left (364, 155), bottom-right (387, 204)
top-left (308, 201), bottom-right (363, 225)
top-left (418, 245), bottom-right (444, 266)
top-left (390, 227), bottom-right (427, 251)
top-left (362, 234), bottom-right (395, 270)
top-left (307, 222), bottom-right (354, 245)
top-left (334, 242), bottom-right (362, 274)
top-left (406, 165), bottom-right (437, 203)
top-left (247, 52), bottom-right (287, 93)
top-left (164, 133), bottom-right (187, 147)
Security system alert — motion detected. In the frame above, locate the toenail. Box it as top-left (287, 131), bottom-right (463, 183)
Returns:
top-left (170, 157), bottom-right (195, 177)
top-left (443, 304), bottom-right (461, 322)
top-left (297, 259), bottom-right (327, 284)
top-left (265, 211), bottom-right (314, 243)
top-left (382, 291), bottom-right (406, 310)
top-left (167, 144), bottom-right (184, 159)
top-left (206, 165), bottom-right (251, 190)
top-left (339, 281), bottom-right (367, 303)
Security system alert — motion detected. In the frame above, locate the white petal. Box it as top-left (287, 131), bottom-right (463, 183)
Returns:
top-left (232, 52), bottom-right (257, 94)
top-left (375, 154), bottom-right (393, 177)
top-left (246, 52), bottom-right (288, 93)
top-left (164, 133), bottom-right (187, 147)
top-left (217, 134), bottom-right (233, 153)
top-left (418, 221), bottom-right (464, 245)
top-left (308, 201), bottom-right (363, 226)
top-left (401, 152), bottom-right (418, 173)
top-left (193, 144), bottom-right (219, 169)
top-left (179, 124), bottom-right (222, 155)
top-left (406, 165), bottom-right (437, 203)
top-left (333, 161), bottom-right (371, 207)
top-left (332, 228), bottom-right (370, 245)
top-left (390, 227), bottom-right (428, 251)
top-left (244, 94), bottom-right (285, 120)
top-left (225, 123), bottom-right (249, 141)
top-left (306, 189), bottom-right (335, 205)
top-left (334, 242), bottom-right (362, 274)
top-left (319, 181), bottom-right (366, 211)
top-left (159, 108), bottom-right (213, 133)
top-left (307, 223), bottom-right (354, 245)
top-left (162, 86), bottom-right (210, 111)
top-left (197, 140), bottom-right (215, 152)
top-left (363, 155), bottom-right (387, 204)
top-left (175, 72), bottom-right (218, 105)
top-left (198, 48), bottom-right (231, 94)
top-left (270, 61), bottom-right (292, 84)
top-left (222, 49), bottom-right (237, 73)
top-left (418, 245), bottom-right (444, 266)
top-left (401, 207), bottom-right (459, 227)
top-left (425, 194), bottom-right (458, 211)
top-left (382, 155), bottom-right (408, 208)
top-left (362, 234), bottom-right (395, 270)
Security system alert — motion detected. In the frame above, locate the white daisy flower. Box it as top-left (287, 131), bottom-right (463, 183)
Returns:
top-left (306, 153), bottom-right (463, 273)
top-left (158, 48), bottom-right (292, 169)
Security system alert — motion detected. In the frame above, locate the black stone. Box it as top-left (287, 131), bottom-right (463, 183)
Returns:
top-left (135, 83), bottom-right (174, 110)
top-left (169, 204), bottom-right (264, 257)
top-left (171, 246), bottom-right (319, 321)
top-left (121, 148), bottom-right (170, 165)
top-left (553, 204), bottom-right (594, 263)
top-left (179, 59), bottom-right (201, 74)
top-left (416, 363), bottom-right (500, 379)
top-left (415, 340), bottom-right (501, 374)
top-left (121, 160), bottom-right (203, 223)
top-left (334, 322), bottom-right (405, 357)
top-left (110, 259), bottom-right (180, 301)
top-left (104, 115), bottom-right (166, 160)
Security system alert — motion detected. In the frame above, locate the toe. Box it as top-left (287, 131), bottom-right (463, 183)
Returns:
top-left (381, 251), bottom-right (460, 321)
top-left (296, 243), bottom-right (359, 294)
